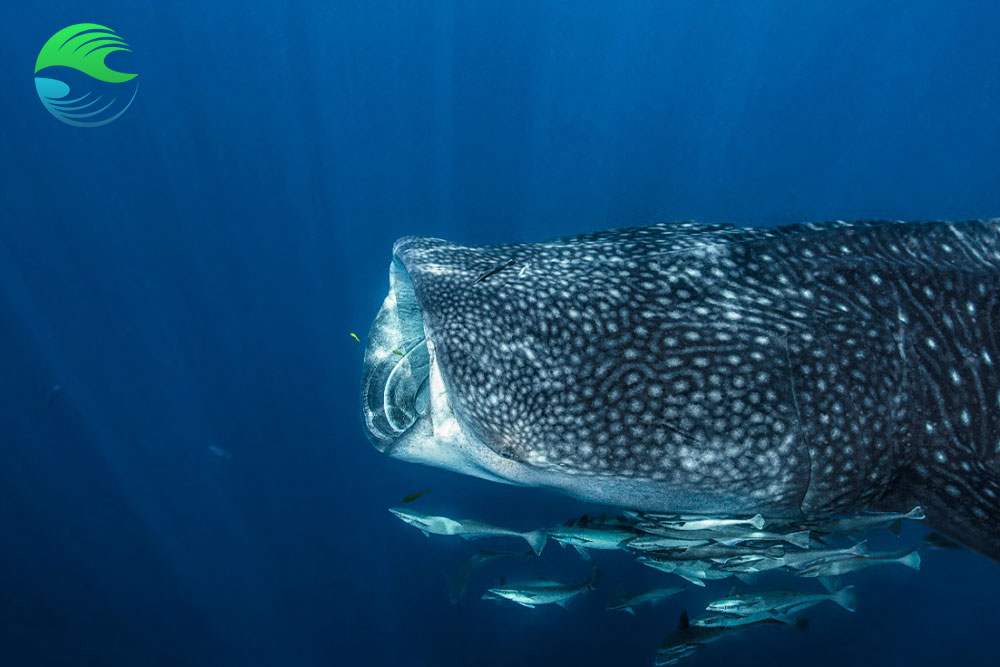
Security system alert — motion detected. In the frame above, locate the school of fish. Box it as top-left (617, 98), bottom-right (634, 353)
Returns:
top-left (388, 502), bottom-right (929, 664)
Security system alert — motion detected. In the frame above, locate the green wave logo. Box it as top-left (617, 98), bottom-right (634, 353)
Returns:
top-left (34, 24), bottom-right (139, 127)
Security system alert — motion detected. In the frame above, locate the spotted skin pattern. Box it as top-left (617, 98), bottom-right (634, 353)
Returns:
top-left (381, 220), bottom-right (1000, 560)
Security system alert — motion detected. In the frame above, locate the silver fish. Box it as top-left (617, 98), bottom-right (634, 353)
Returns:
top-left (547, 515), bottom-right (638, 560)
top-left (388, 507), bottom-right (547, 555)
top-left (706, 585), bottom-right (857, 616)
top-left (482, 569), bottom-right (599, 609)
top-left (636, 557), bottom-right (747, 587)
top-left (635, 523), bottom-right (812, 550)
top-left (797, 548), bottom-right (921, 578)
top-left (691, 610), bottom-right (796, 628)
top-left (624, 535), bottom-right (714, 552)
top-left (656, 610), bottom-right (786, 666)
top-left (607, 586), bottom-right (688, 615)
top-left (807, 507), bottom-right (925, 536)
top-left (714, 553), bottom-right (787, 574)
top-left (655, 514), bottom-right (766, 531)
top-left (780, 541), bottom-right (868, 570)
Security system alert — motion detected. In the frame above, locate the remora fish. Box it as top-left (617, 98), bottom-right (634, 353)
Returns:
top-left (447, 548), bottom-right (534, 604)
top-left (806, 507), bottom-right (925, 535)
top-left (655, 611), bottom-right (784, 666)
top-left (636, 556), bottom-right (751, 586)
top-left (656, 514), bottom-right (766, 531)
top-left (624, 535), bottom-right (714, 552)
top-left (691, 610), bottom-right (797, 628)
top-left (388, 507), bottom-right (547, 555)
top-left (797, 548), bottom-right (921, 578)
top-left (706, 586), bottom-right (857, 616)
top-left (780, 541), bottom-right (868, 569)
top-left (547, 514), bottom-right (638, 559)
top-left (607, 586), bottom-right (688, 615)
top-left (482, 569), bottom-right (600, 608)
top-left (651, 543), bottom-right (785, 563)
top-left (635, 523), bottom-right (813, 550)
top-left (362, 220), bottom-right (1000, 560)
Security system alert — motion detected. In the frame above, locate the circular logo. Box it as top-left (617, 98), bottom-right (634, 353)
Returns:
top-left (34, 24), bottom-right (138, 127)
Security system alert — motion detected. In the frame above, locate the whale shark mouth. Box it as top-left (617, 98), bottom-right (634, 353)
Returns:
top-left (362, 258), bottom-right (433, 452)
top-left (360, 254), bottom-right (523, 486)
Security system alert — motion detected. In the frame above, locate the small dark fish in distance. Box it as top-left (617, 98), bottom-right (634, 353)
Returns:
top-left (208, 445), bottom-right (233, 461)
top-left (923, 532), bottom-right (963, 550)
top-left (401, 489), bottom-right (431, 503)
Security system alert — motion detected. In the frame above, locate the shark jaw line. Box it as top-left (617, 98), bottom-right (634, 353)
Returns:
top-left (386, 337), bottom-right (516, 485)
top-left (362, 258), bottom-right (516, 484)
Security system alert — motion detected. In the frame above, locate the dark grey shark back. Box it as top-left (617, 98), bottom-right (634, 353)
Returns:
top-left (388, 220), bottom-right (1000, 560)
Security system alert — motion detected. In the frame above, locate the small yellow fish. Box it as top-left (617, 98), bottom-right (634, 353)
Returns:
top-left (393, 349), bottom-right (404, 356)
top-left (401, 489), bottom-right (430, 503)
top-left (350, 333), bottom-right (360, 343)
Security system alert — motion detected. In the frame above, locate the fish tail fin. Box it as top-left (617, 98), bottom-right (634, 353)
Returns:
top-left (849, 540), bottom-right (869, 556)
top-left (749, 513), bottom-right (766, 530)
top-left (905, 506), bottom-right (926, 521)
top-left (817, 575), bottom-right (841, 593)
top-left (588, 567), bottom-right (601, 591)
top-left (832, 585), bottom-right (857, 613)
top-left (786, 530), bottom-right (812, 549)
top-left (676, 572), bottom-right (706, 587)
top-left (897, 548), bottom-right (921, 570)
top-left (524, 530), bottom-right (547, 556)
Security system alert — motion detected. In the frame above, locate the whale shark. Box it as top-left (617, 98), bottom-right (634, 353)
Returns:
top-left (361, 220), bottom-right (1000, 561)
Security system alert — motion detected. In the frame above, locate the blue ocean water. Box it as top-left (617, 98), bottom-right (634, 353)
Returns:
top-left (2, 1), bottom-right (1000, 665)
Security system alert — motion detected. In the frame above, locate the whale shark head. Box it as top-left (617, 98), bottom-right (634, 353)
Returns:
top-left (360, 228), bottom-right (811, 513)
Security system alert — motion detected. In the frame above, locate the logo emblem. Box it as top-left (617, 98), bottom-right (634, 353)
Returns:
top-left (34, 24), bottom-right (138, 127)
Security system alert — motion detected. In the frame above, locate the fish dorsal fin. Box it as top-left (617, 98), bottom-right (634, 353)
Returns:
top-left (678, 611), bottom-right (690, 630)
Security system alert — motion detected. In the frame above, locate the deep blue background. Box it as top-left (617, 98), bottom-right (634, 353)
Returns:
top-left (2, 1), bottom-right (999, 665)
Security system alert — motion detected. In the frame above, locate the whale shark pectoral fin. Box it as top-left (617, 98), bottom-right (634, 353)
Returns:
top-left (906, 460), bottom-right (1000, 561)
